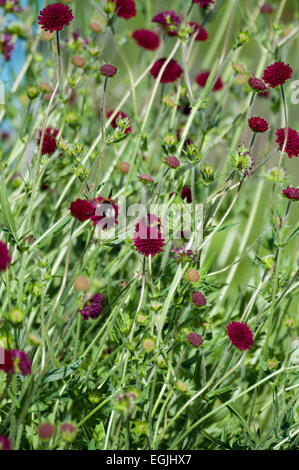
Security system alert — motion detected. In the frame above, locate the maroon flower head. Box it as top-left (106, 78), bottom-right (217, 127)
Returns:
top-left (80, 294), bottom-right (104, 320)
top-left (0, 435), bottom-right (11, 450)
top-left (0, 241), bottom-right (11, 271)
top-left (152, 10), bottom-right (181, 35)
top-left (112, 0), bottom-right (136, 20)
top-left (165, 156), bottom-right (180, 168)
top-left (276, 127), bottom-right (299, 158)
top-left (89, 197), bottom-right (119, 228)
top-left (248, 76), bottom-right (266, 92)
top-left (227, 321), bottom-right (254, 351)
top-left (132, 29), bottom-right (160, 51)
top-left (282, 186), bottom-right (299, 201)
top-left (181, 187), bottom-right (192, 203)
top-left (248, 117), bottom-right (269, 133)
top-left (150, 58), bottom-right (182, 83)
top-left (187, 332), bottom-right (203, 347)
top-left (193, 0), bottom-right (215, 9)
top-left (38, 3), bottom-right (74, 32)
top-left (37, 127), bottom-right (58, 155)
top-left (0, 33), bottom-right (14, 61)
top-left (10, 350), bottom-right (31, 375)
top-left (262, 61), bottom-right (293, 88)
top-left (70, 199), bottom-right (94, 222)
top-left (0, 348), bottom-right (14, 373)
top-left (190, 23), bottom-right (209, 41)
top-left (99, 64), bottom-right (118, 77)
top-left (260, 3), bottom-right (274, 14)
top-left (38, 423), bottom-right (55, 441)
top-left (133, 214), bottom-right (165, 257)
top-left (107, 110), bottom-right (132, 134)
top-left (191, 291), bottom-right (206, 307)
top-left (196, 70), bottom-right (223, 91)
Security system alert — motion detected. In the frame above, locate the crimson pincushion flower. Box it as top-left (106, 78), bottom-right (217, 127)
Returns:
top-left (196, 70), bottom-right (223, 91)
top-left (38, 3), bottom-right (74, 33)
top-left (191, 291), bottom-right (206, 307)
top-left (181, 187), bottom-right (192, 203)
top-left (89, 197), bottom-right (119, 228)
top-left (70, 199), bottom-right (94, 222)
top-left (165, 156), bottom-right (180, 169)
top-left (10, 350), bottom-right (32, 375)
top-left (248, 117), bottom-right (269, 133)
top-left (193, 0), bottom-right (215, 9)
top-left (132, 29), bottom-right (160, 51)
top-left (150, 58), bottom-right (183, 83)
top-left (187, 333), bottom-right (203, 347)
top-left (190, 23), bottom-right (209, 41)
top-left (262, 61), bottom-right (293, 88)
top-left (107, 110), bottom-right (132, 134)
top-left (0, 348), bottom-right (14, 373)
top-left (0, 33), bottom-right (14, 61)
top-left (37, 127), bottom-right (58, 155)
top-left (152, 11), bottom-right (181, 36)
top-left (112, 0), bottom-right (136, 20)
top-left (282, 186), bottom-right (299, 201)
top-left (227, 321), bottom-right (254, 351)
top-left (276, 127), bottom-right (299, 158)
top-left (80, 294), bottom-right (104, 320)
top-left (0, 435), bottom-right (11, 450)
top-left (0, 240), bottom-right (11, 271)
top-left (248, 76), bottom-right (266, 92)
top-left (133, 214), bottom-right (165, 258)
top-left (99, 64), bottom-right (118, 77)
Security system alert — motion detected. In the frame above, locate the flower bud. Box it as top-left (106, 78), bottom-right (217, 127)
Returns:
top-left (201, 164), bottom-right (215, 185)
top-left (27, 86), bottom-right (39, 100)
top-left (142, 338), bottom-right (155, 353)
top-left (60, 423), bottom-right (77, 442)
top-left (176, 381), bottom-right (189, 393)
top-left (7, 309), bottom-right (25, 324)
top-left (38, 423), bottom-right (55, 441)
top-left (104, 1), bottom-right (115, 14)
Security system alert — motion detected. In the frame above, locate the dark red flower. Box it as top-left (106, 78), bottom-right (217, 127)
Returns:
top-left (70, 199), bottom-right (94, 222)
top-left (276, 127), bottom-right (299, 158)
top-left (227, 321), bottom-right (254, 351)
top-left (191, 291), bottom-right (206, 307)
top-left (248, 117), bottom-right (269, 133)
top-left (38, 3), bottom-right (74, 32)
top-left (181, 187), bottom-right (192, 203)
top-left (282, 186), bottom-right (299, 201)
top-left (196, 70), bottom-right (223, 91)
top-left (0, 348), bottom-right (14, 373)
top-left (133, 214), bottom-right (165, 257)
top-left (0, 33), bottom-right (14, 61)
top-left (99, 64), bottom-right (118, 77)
top-left (260, 3), bottom-right (274, 14)
top-left (190, 23), bottom-right (209, 41)
top-left (106, 110), bottom-right (132, 134)
top-left (248, 76), bottom-right (266, 92)
top-left (262, 61), bottom-right (293, 88)
top-left (0, 241), bottom-right (11, 271)
top-left (80, 294), bottom-right (104, 320)
top-left (152, 10), bottom-right (181, 36)
top-left (112, 0), bottom-right (136, 20)
top-left (165, 156), bottom-right (180, 168)
top-left (132, 29), bottom-right (160, 51)
top-left (150, 58), bottom-right (182, 83)
top-left (187, 332), bottom-right (203, 347)
top-left (37, 127), bottom-right (58, 155)
top-left (38, 423), bottom-right (55, 441)
top-left (10, 350), bottom-right (31, 375)
top-left (196, 0), bottom-right (215, 9)
top-left (89, 197), bottom-right (119, 228)
top-left (0, 435), bottom-right (11, 450)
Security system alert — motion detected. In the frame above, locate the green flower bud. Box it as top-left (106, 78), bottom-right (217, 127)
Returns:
top-left (27, 86), bottom-right (39, 100)
top-left (7, 309), bottom-right (25, 324)
top-left (176, 381), bottom-right (189, 393)
top-left (201, 164), bottom-right (215, 185)
top-left (104, 1), bottom-right (115, 14)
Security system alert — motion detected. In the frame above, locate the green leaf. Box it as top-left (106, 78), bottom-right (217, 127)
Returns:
top-left (0, 170), bottom-right (18, 242)
top-left (193, 353), bottom-right (202, 389)
top-left (42, 358), bottom-right (83, 383)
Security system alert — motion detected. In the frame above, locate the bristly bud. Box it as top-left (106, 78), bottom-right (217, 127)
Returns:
top-left (142, 338), bottom-right (155, 352)
top-left (175, 381), bottom-right (189, 393)
top-left (136, 314), bottom-right (147, 325)
top-left (57, 139), bottom-right (69, 152)
top-left (267, 358), bottom-right (279, 370)
top-left (99, 64), bottom-right (118, 78)
top-left (60, 423), bottom-right (77, 442)
top-left (185, 269), bottom-right (200, 283)
top-left (74, 276), bottom-right (90, 291)
top-left (138, 174), bottom-right (154, 184)
top-left (163, 134), bottom-right (177, 153)
top-left (27, 333), bottom-right (41, 346)
top-left (284, 318), bottom-right (294, 328)
top-left (38, 423), bottom-right (55, 441)
top-left (7, 309), bottom-right (25, 324)
top-left (231, 145), bottom-right (254, 175)
top-left (104, 1), bottom-right (115, 14)
top-left (235, 30), bottom-right (250, 48)
top-left (27, 86), bottom-right (39, 100)
top-left (165, 156), bottom-right (180, 169)
top-left (72, 56), bottom-right (85, 68)
top-left (201, 164), bottom-right (215, 185)
top-left (183, 142), bottom-right (200, 162)
top-left (89, 22), bottom-right (102, 33)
